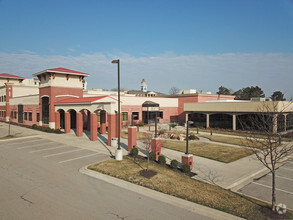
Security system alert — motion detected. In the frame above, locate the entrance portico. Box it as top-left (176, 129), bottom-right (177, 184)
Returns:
top-left (55, 96), bottom-right (119, 145)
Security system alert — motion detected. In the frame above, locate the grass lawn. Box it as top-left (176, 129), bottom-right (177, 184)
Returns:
top-left (121, 131), bottom-right (149, 140)
top-left (161, 140), bottom-right (253, 163)
top-left (88, 156), bottom-right (292, 220)
top-left (199, 134), bottom-right (252, 147)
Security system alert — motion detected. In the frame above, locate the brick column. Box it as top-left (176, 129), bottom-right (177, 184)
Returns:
top-left (181, 154), bottom-right (193, 170)
top-left (76, 112), bottom-right (83, 137)
top-left (55, 112), bottom-right (60, 129)
top-left (100, 111), bottom-right (106, 134)
top-left (128, 126), bottom-right (137, 152)
top-left (151, 138), bottom-right (161, 160)
top-left (90, 113), bottom-right (97, 141)
top-left (108, 114), bottom-right (116, 146)
top-left (65, 112), bottom-right (71, 133)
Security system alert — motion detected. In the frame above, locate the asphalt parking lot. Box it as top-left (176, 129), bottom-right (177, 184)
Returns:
top-left (0, 136), bottom-right (110, 170)
top-left (238, 159), bottom-right (293, 210)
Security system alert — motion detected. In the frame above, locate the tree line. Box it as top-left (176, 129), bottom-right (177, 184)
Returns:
top-left (217, 86), bottom-right (286, 101)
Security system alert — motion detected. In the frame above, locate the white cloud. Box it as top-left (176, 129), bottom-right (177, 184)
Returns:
top-left (0, 52), bottom-right (292, 99)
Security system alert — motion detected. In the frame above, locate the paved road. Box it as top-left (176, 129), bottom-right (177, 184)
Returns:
top-left (238, 159), bottom-right (293, 210)
top-left (0, 136), bottom-right (217, 220)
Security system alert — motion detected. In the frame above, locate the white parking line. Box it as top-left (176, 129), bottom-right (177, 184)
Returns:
top-left (43, 148), bottom-right (84, 158)
top-left (29, 145), bottom-right (69, 153)
top-left (279, 167), bottom-right (293, 172)
top-left (17, 142), bottom-right (55, 150)
top-left (268, 173), bottom-right (293, 181)
top-left (252, 182), bottom-right (293, 195)
top-left (58, 153), bottom-right (99, 164)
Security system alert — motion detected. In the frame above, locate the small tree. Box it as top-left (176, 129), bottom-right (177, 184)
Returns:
top-left (217, 86), bottom-right (232, 95)
top-left (169, 86), bottom-right (180, 95)
top-left (142, 133), bottom-right (153, 170)
top-left (239, 101), bottom-right (293, 211)
top-left (271, 91), bottom-right (286, 101)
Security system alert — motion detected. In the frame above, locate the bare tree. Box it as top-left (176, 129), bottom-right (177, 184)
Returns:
top-left (142, 132), bottom-right (153, 170)
top-left (169, 86), bottom-right (180, 95)
top-left (239, 101), bottom-right (293, 211)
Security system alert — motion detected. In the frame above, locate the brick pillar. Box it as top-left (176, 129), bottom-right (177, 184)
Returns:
top-left (181, 154), bottom-right (193, 170)
top-left (128, 126), bottom-right (137, 152)
top-left (151, 138), bottom-right (161, 160)
top-left (55, 112), bottom-right (60, 129)
top-left (76, 112), bottom-right (83, 137)
top-left (108, 114), bottom-right (116, 146)
top-left (100, 111), bottom-right (106, 134)
top-left (5, 83), bottom-right (13, 122)
top-left (90, 113), bottom-right (97, 141)
top-left (65, 112), bottom-right (71, 133)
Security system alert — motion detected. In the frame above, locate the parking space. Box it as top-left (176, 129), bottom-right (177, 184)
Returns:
top-left (0, 136), bottom-right (109, 170)
top-left (238, 159), bottom-right (293, 210)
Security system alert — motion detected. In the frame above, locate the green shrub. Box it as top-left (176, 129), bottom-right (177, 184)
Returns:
top-left (189, 134), bottom-right (197, 140)
top-left (181, 164), bottom-right (191, 173)
top-left (149, 151), bottom-right (156, 161)
top-left (170, 159), bottom-right (178, 169)
top-left (158, 155), bottom-right (166, 165)
top-left (130, 147), bottom-right (138, 157)
top-left (32, 124), bottom-right (38, 129)
top-left (169, 123), bottom-right (178, 128)
top-left (54, 129), bottom-right (62, 134)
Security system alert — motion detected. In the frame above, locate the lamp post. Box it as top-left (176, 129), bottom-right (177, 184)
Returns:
top-left (112, 59), bottom-right (122, 160)
top-left (155, 111), bottom-right (158, 138)
top-left (186, 120), bottom-right (193, 154)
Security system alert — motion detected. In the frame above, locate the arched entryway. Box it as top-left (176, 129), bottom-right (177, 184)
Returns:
top-left (69, 109), bottom-right (76, 129)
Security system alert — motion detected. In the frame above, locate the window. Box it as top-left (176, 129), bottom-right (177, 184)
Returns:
top-left (24, 112), bottom-right (27, 120)
top-left (159, 111), bottom-right (163, 119)
top-left (42, 97), bottom-right (49, 124)
top-left (4, 111), bottom-right (6, 117)
top-left (132, 112), bottom-right (139, 120)
top-left (122, 112), bottom-right (128, 121)
top-left (29, 112), bottom-right (32, 121)
top-left (14, 111), bottom-right (17, 119)
top-left (11, 111), bottom-right (13, 118)
top-left (37, 112), bottom-right (40, 122)
top-left (4, 95), bottom-right (6, 101)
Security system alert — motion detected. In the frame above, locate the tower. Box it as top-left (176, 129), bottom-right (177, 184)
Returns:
top-left (141, 78), bottom-right (147, 92)
top-left (33, 67), bottom-right (89, 128)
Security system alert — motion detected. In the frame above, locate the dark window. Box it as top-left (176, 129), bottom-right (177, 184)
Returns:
top-left (4, 111), bottom-right (6, 117)
top-left (37, 113), bottom-right (40, 122)
top-left (11, 111), bottom-right (13, 118)
top-left (159, 111), bottom-right (163, 119)
top-left (122, 112), bottom-right (128, 121)
top-left (29, 112), bottom-right (32, 121)
top-left (24, 112), bottom-right (27, 120)
top-left (42, 97), bottom-right (49, 124)
top-left (132, 112), bottom-right (139, 120)
top-left (4, 96), bottom-right (6, 101)
top-left (14, 111), bottom-right (17, 119)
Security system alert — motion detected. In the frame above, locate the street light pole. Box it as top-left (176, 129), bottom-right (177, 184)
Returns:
top-left (186, 121), bottom-right (193, 154)
top-left (112, 59), bottom-right (122, 160)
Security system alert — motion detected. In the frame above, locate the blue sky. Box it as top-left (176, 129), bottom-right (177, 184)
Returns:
top-left (0, 0), bottom-right (293, 98)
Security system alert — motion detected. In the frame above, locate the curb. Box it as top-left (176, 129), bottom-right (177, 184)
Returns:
top-left (80, 165), bottom-right (244, 220)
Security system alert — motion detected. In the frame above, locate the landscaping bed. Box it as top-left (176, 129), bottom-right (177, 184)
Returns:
top-left (161, 140), bottom-right (253, 163)
top-left (88, 156), bottom-right (292, 219)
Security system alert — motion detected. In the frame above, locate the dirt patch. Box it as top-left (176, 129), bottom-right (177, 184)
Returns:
top-left (139, 169), bottom-right (157, 178)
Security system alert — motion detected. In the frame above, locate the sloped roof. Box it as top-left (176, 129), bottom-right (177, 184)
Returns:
top-left (33, 67), bottom-right (90, 76)
top-left (0, 73), bottom-right (25, 80)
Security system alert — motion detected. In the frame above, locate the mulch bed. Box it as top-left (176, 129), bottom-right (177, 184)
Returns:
top-left (139, 169), bottom-right (157, 178)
